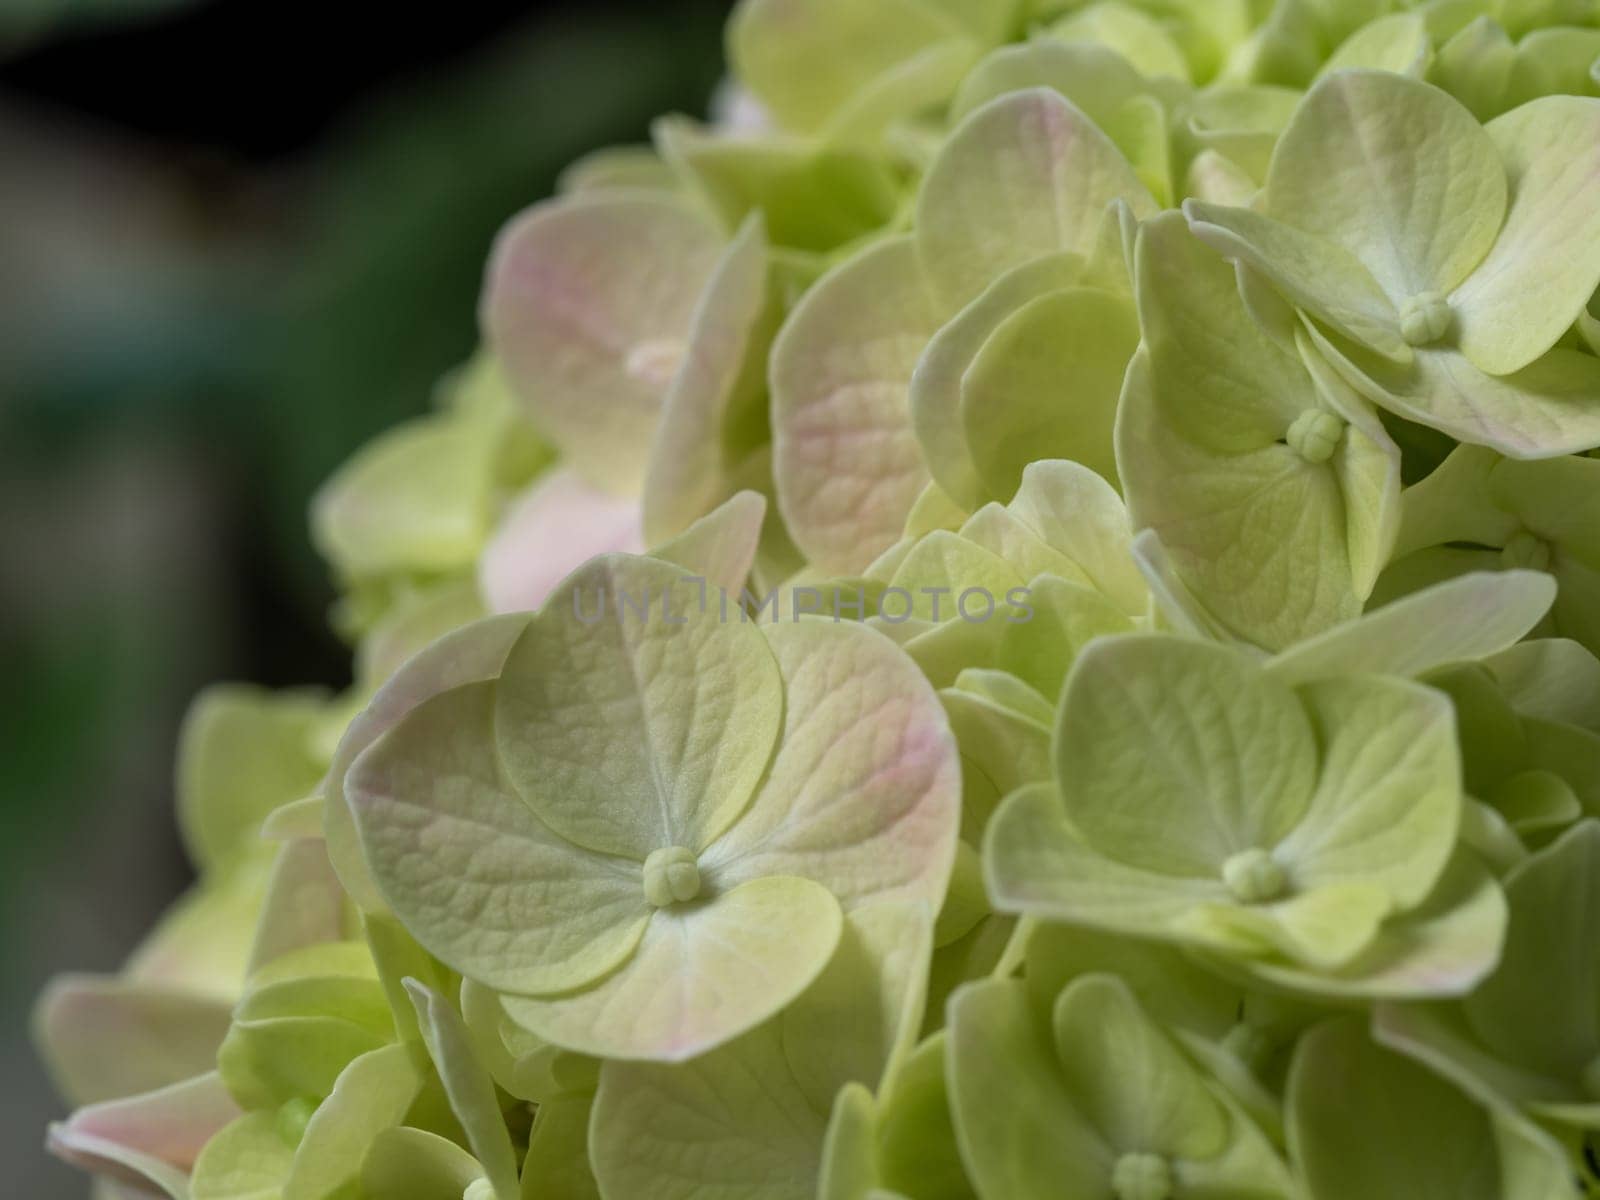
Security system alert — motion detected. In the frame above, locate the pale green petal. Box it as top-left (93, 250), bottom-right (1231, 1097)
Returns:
top-left (727, 0), bottom-right (965, 134)
top-left (1508, 28), bottom-right (1600, 110)
top-left (361, 913), bottom-right (449, 1055)
top-left (1376, 1000), bottom-right (1577, 1113)
top-left (957, 505), bottom-right (1097, 595)
top-left (911, 253), bottom-right (1086, 510)
top-left (1487, 638), bottom-right (1600, 731)
top-left (360, 1127), bottom-right (485, 1200)
top-left (1275, 675), bottom-right (1459, 906)
top-left (405, 982), bottom-right (520, 1200)
top-left (995, 574), bottom-right (1135, 702)
top-left (782, 902), bottom-right (934, 1110)
top-left (940, 682), bottom-right (1052, 809)
top-left (642, 214), bottom-right (776, 544)
top-left (1319, 324), bottom-right (1600, 458)
top-left (1119, 346), bottom-right (1386, 650)
top-left (821, 39), bottom-right (980, 148)
top-left (1183, 200), bottom-right (1409, 360)
top-left (1050, 2), bottom-right (1192, 81)
top-left (933, 840), bottom-right (991, 947)
top-left (1051, 975), bottom-right (1228, 1160)
top-left (771, 236), bottom-right (943, 574)
top-left (1489, 452), bottom-right (1600, 559)
top-left (1454, 96), bottom-right (1600, 375)
top-left (949, 40), bottom-right (1147, 128)
top-left (1184, 86), bottom-right (1301, 186)
top-left (1183, 149), bottom-right (1260, 206)
top-left (557, 144), bottom-right (676, 195)
top-left (1003, 459), bottom-right (1145, 615)
top-left (34, 976), bottom-right (233, 1107)
top-left (1289, 1018), bottom-right (1505, 1200)
top-left (1391, 443), bottom-right (1518, 559)
top-left (1242, 852), bottom-right (1507, 999)
top-left (327, 613), bottom-right (532, 914)
top-left (1265, 70), bottom-right (1506, 300)
top-left (348, 681), bottom-right (652, 995)
top-left (1321, 12), bottom-right (1432, 76)
top-left (916, 87), bottom-right (1154, 309)
top-left (1462, 821), bottom-right (1600, 1079)
top-left (282, 1044), bottom-right (422, 1200)
top-left (354, 579), bottom-right (488, 696)
top-left (1134, 210), bottom-right (1317, 450)
top-left (177, 686), bottom-right (328, 874)
top-left (707, 619), bottom-right (960, 913)
top-left (946, 979), bottom-right (1110, 1199)
top-left (899, 616), bottom-right (1006, 690)
top-left (1058, 635), bottom-right (1317, 875)
top-left (522, 1092), bottom-right (602, 1200)
top-left (959, 286), bottom-right (1136, 499)
top-left (482, 193), bottom-right (725, 493)
top-left (246, 839), bottom-right (350, 978)
top-left (588, 903), bottom-right (930, 1200)
top-left (1524, 721), bottom-right (1600, 820)
top-left (310, 413), bottom-right (498, 583)
top-left (496, 556), bottom-right (783, 858)
top-left (985, 783), bottom-right (1226, 934)
top-left (1265, 571), bottom-right (1557, 686)
top-left (217, 970), bottom-right (393, 1111)
top-left (649, 490), bottom-right (768, 601)
top-left (1431, 15), bottom-right (1516, 121)
top-left (887, 531), bottom-right (1026, 623)
top-left (591, 1021), bottom-right (824, 1200)
top-left (191, 1112), bottom-right (292, 1200)
top-left (1553, 556), bottom-right (1600, 660)
top-left (1180, 881), bottom-right (1391, 970)
top-left (1024, 923), bottom-right (1242, 1044)
top-left (259, 797), bottom-right (329, 844)
top-left (503, 876), bottom-right (842, 1063)
top-left (855, 1034), bottom-right (974, 1200)
top-left (655, 120), bottom-right (901, 252)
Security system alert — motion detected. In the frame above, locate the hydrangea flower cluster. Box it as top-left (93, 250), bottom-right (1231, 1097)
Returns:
top-left (35, 1), bottom-right (1600, 1197)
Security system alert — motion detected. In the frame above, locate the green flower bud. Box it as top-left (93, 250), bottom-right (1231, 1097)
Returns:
top-left (643, 845), bottom-right (702, 907)
top-left (1286, 409), bottom-right (1346, 464)
top-left (1398, 291), bottom-right (1452, 345)
top-left (1223, 848), bottom-right (1289, 904)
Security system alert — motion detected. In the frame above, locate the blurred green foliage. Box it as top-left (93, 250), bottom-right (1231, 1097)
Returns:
top-left (0, 4), bottom-right (731, 1194)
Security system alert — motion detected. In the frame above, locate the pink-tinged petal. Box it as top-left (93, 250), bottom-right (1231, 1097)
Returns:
top-left (478, 468), bottom-right (644, 616)
top-left (34, 977), bottom-right (233, 1107)
top-left (772, 236), bottom-right (944, 574)
top-left (481, 193), bottom-right (725, 494)
top-left (325, 613), bottom-right (534, 913)
top-left (705, 619), bottom-right (962, 913)
top-left (246, 838), bottom-right (351, 975)
top-left (48, 1072), bottom-right (240, 1196)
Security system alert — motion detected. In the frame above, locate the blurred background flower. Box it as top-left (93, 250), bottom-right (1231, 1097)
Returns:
top-left (0, 1), bottom-right (731, 1192)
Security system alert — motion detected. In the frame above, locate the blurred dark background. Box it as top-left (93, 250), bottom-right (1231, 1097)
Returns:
top-left (0, 1), bottom-right (731, 1192)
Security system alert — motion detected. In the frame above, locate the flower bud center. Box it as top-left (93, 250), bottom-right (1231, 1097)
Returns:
top-left (1399, 291), bottom-right (1452, 345)
top-left (1286, 409), bottom-right (1346, 464)
top-left (1112, 1151), bottom-right (1173, 1200)
top-left (1501, 529), bottom-right (1552, 573)
top-left (1222, 847), bottom-right (1288, 904)
top-left (643, 845), bottom-right (701, 907)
